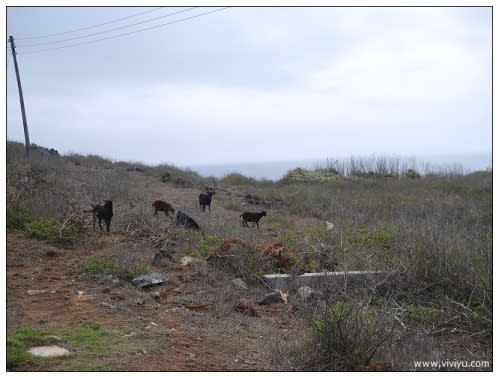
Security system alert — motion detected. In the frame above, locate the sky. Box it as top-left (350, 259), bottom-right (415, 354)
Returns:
top-left (5, 4), bottom-right (492, 168)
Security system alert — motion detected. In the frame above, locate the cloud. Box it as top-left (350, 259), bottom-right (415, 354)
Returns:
top-left (6, 7), bottom-right (491, 166)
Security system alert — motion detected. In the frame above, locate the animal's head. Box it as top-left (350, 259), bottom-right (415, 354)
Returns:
top-left (205, 186), bottom-right (216, 196)
top-left (103, 200), bottom-right (113, 208)
top-left (261, 211), bottom-right (267, 216)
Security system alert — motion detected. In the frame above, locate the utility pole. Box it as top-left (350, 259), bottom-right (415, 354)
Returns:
top-left (8, 35), bottom-right (30, 158)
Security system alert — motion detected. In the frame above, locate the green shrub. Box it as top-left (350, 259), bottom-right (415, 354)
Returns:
top-left (358, 227), bottom-right (395, 250)
top-left (219, 172), bottom-right (260, 186)
top-left (197, 234), bottom-right (224, 256)
top-left (279, 168), bottom-right (339, 184)
top-left (7, 327), bottom-right (54, 369)
top-left (7, 336), bottom-right (29, 369)
top-left (406, 305), bottom-right (439, 325)
top-left (27, 218), bottom-right (59, 239)
top-left (7, 204), bottom-right (34, 230)
top-left (81, 257), bottom-right (148, 281)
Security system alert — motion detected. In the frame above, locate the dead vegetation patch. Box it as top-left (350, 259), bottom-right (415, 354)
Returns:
top-left (207, 238), bottom-right (306, 277)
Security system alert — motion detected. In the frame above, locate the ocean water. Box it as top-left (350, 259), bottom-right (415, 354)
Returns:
top-left (189, 153), bottom-right (492, 181)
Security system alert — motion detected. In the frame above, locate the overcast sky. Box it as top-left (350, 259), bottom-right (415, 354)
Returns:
top-left (6, 5), bottom-right (492, 167)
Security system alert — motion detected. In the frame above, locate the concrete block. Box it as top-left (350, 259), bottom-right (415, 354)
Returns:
top-left (263, 271), bottom-right (384, 291)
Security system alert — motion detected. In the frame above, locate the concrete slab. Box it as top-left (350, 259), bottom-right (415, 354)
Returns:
top-left (263, 271), bottom-right (384, 291)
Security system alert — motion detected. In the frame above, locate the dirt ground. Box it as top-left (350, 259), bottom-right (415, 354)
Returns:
top-left (7, 232), bottom-right (302, 371)
top-left (6, 171), bottom-right (302, 371)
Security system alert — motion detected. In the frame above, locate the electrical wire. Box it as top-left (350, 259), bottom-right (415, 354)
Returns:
top-left (14, 7), bottom-right (166, 40)
top-left (16, 7), bottom-right (198, 48)
top-left (18, 7), bottom-right (230, 55)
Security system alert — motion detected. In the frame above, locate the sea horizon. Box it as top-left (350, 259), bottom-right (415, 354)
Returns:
top-left (187, 153), bottom-right (492, 181)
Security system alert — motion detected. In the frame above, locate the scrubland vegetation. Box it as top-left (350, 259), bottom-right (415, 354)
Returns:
top-left (7, 141), bottom-right (492, 371)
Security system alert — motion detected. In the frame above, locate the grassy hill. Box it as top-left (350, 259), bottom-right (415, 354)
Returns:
top-left (6, 141), bottom-right (492, 371)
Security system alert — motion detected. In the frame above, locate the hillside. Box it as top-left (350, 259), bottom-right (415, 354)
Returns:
top-left (6, 141), bottom-right (492, 371)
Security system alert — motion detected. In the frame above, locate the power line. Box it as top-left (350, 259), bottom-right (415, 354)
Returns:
top-left (18, 7), bottom-right (231, 55)
top-left (16, 7), bottom-right (198, 48)
top-left (14, 7), bottom-right (166, 40)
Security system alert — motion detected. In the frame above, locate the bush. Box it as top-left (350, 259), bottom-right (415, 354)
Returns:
top-left (219, 172), bottom-right (261, 186)
top-left (7, 204), bottom-right (34, 231)
top-left (81, 256), bottom-right (148, 281)
top-left (279, 168), bottom-right (340, 184)
top-left (309, 300), bottom-right (394, 371)
top-left (207, 238), bottom-right (305, 278)
top-left (27, 218), bottom-right (60, 239)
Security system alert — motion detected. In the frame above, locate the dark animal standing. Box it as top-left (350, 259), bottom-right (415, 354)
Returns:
top-left (198, 189), bottom-right (215, 212)
top-left (152, 200), bottom-right (175, 217)
top-left (92, 200), bottom-right (113, 232)
top-left (240, 211), bottom-right (267, 229)
top-left (175, 211), bottom-right (200, 230)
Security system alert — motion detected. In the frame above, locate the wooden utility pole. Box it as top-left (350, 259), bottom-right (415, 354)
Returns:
top-left (8, 35), bottom-right (30, 158)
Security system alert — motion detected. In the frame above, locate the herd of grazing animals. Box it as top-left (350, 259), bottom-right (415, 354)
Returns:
top-left (89, 188), bottom-right (267, 233)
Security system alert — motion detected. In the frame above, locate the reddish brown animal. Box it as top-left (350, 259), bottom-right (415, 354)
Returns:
top-left (152, 200), bottom-right (175, 217)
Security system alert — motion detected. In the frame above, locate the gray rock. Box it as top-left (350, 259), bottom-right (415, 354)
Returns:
top-left (132, 272), bottom-right (168, 288)
top-left (180, 256), bottom-right (207, 268)
top-left (96, 274), bottom-right (120, 284)
top-left (28, 345), bottom-right (70, 357)
top-left (114, 304), bottom-right (130, 313)
top-left (134, 297), bottom-right (145, 305)
top-left (297, 286), bottom-right (313, 299)
top-left (152, 291), bottom-right (161, 299)
top-left (232, 278), bottom-right (248, 290)
top-left (297, 286), bottom-right (323, 300)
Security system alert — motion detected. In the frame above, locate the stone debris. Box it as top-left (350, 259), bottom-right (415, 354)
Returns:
top-left (28, 345), bottom-right (70, 357)
top-left (297, 285), bottom-right (323, 300)
top-left (232, 278), bottom-right (248, 290)
top-left (26, 290), bottom-right (54, 295)
top-left (132, 272), bottom-right (168, 288)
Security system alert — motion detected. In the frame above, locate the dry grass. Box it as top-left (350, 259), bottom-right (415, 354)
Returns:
top-left (7, 141), bottom-right (492, 371)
